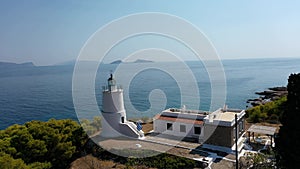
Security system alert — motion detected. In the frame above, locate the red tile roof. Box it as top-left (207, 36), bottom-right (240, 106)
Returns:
top-left (154, 114), bottom-right (204, 125)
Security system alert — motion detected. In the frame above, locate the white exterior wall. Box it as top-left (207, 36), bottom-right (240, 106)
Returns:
top-left (103, 90), bottom-right (126, 117)
top-left (101, 82), bottom-right (144, 138)
top-left (102, 90), bottom-right (127, 137)
top-left (154, 119), bottom-right (204, 138)
top-left (101, 113), bottom-right (142, 138)
top-left (101, 112), bottom-right (122, 137)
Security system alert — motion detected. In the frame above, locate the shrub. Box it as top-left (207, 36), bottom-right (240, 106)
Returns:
top-left (246, 96), bottom-right (286, 123)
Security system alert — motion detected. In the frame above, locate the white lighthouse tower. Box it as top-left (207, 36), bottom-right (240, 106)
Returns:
top-left (101, 74), bottom-right (144, 139)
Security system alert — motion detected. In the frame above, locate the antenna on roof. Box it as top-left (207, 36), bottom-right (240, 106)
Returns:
top-left (181, 105), bottom-right (186, 113)
top-left (223, 104), bottom-right (228, 111)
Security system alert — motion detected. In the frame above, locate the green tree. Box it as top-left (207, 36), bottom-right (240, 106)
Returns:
top-left (246, 96), bottom-right (286, 123)
top-left (27, 162), bottom-right (52, 169)
top-left (92, 116), bottom-right (101, 131)
top-left (0, 152), bottom-right (28, 169)
top-left (276, 73), bottom-right (300, 168)
top-left (0, 119), bottom-right (88, 169)
top-left (43, 119), bottom-right (86, 168)
top-left (80, 117), bottom-right (101, 135)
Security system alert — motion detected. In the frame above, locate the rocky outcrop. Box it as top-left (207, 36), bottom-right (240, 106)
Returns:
top-left (247, 87), bottom-right (287, 107)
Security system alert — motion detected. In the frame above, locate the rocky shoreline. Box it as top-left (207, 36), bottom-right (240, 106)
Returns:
top-left (247, 86), bottom-right (287, 107)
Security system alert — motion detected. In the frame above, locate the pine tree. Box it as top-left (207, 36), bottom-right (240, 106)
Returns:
top-left (276, 73), bottom-right (300, 168)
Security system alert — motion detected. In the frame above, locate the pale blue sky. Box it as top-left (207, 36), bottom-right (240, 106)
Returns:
top-left (0, 0), bottom-right (300, 65)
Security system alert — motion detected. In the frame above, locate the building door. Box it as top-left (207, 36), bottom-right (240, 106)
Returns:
top-left (121, 117), bottom-right (124, 123)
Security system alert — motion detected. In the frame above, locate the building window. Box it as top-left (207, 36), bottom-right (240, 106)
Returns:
top-left (180, 125), bottom-right (186, 132)
top-left (167, 123), bottom-right (173, 131)
top-left (194, 126), bottom-right (201, 135)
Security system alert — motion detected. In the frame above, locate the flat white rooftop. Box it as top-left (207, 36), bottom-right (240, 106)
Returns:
top-left (212, 111), bottom-right (238, 122)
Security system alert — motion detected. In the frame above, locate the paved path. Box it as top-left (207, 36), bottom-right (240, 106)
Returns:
top-left (94, 134), bottom-right (237, 168)
top-left (144, 135), bottom-right (201, 150)
top-left (143, 135), bottom-right (238, 168)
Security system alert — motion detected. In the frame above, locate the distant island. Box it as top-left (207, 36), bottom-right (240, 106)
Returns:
top-left (133, 59), bottom-right (154, 63)
top-left (110, 60), bottom-right (123, 64)
top-left (110, 59), bottom-right (154, 64)
top-left (0, 61), bottom-right (74, 78)
top-left (0, 61), bottom-right (35, 68)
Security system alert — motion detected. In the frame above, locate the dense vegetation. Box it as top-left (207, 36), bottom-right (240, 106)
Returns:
top-left (0, 119), bottom-right (88, 169)
top-left (0, 118), bottom-right (205, 169)
top-left (80, 116), bottom-right (101, 135)
top-left (246, 96), bottom-right (287, 123)
top-left (276, 73), bottom-right (300, 168)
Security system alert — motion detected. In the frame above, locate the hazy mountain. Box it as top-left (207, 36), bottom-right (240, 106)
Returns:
top-left (110, 60), bottom-right (123, 64)
top-left (0, 62), bottom-right (35, 68)
top-left (0, 61), bottom-right (73, 77)
top-left (133, 59), bottom-right (153, 63)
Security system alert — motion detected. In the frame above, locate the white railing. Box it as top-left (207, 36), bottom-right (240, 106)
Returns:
top-left (102, 85), bottom-right (123, 91)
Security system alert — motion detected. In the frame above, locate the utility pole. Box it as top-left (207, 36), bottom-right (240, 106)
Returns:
top-left (235, 114), bottom-right (238, 169)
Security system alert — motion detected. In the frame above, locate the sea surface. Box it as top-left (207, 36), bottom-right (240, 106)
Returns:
top-left (0, 58), bottom-right (299, 129)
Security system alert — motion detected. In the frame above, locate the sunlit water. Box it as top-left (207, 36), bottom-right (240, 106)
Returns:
top-left (0, 58), bottom-right (299, 129)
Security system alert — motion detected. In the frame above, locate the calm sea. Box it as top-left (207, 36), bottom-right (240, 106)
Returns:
top-left (0, 58), bottom-right (299, 129)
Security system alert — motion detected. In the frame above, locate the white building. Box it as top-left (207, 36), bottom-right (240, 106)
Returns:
top-left (153, 108), bottom-right (206, 139)
top-left (100, 74), bottom-right (144, 139)
top-left (153, 106), bottom-right (246, 151)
